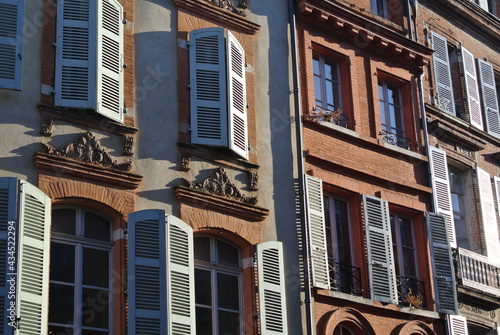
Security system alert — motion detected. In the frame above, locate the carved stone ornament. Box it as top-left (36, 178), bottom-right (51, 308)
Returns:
top-left (180, 152), bottom-right (192, 171)
top-left (181, 167), bottom-right (257, 205)
top-left (40, 115), bottom-right (54, 137)
top-left (249, 171), bottom-right (258, 191)
top-left (201, 0), bottom-right (247, 16)
top-left (123, 135), bottom-right (134, 156)
top-left (41, 131), bottom-right (132, 171)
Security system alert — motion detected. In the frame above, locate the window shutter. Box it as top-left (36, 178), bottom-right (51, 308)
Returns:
top-left (431, 31), bottom-right (455, 115)
top-left (461, 47), bottom-right (484, 130)
top-left (226, 31), bottom-right (248, 159)
top-left (477, 59), bottom-right (500, 138)
top-left (447, 315), bottom-right (468, 335)
top-left (428, 146), bottom-right (457, 248)
top-left (426, 212), bottom-right (458, 314)
top-left (189, 28), bottom-right (228, 147)
top-left (476, 168), bottom-right (500, 263)
top-left (54, 0), bottom-right (97, 108)
top-left (494, 176), bottom-right (500, 223)
top-left (477, 0), bottom-right (489, 11)
top-left (128, 209), bottom-right (168, 334)
top-left (363, 194), bottom-right (397, 304)
top-left (165, 215), bottom-right (195, 334)
top-left (256, 241), bottom-right (288, 335)
top-left (0, 0), bottom-right (24, 90)
top-left (304, 175), bottom-right (330, 290)
top-left (96, 0), bottom-right (123, 122)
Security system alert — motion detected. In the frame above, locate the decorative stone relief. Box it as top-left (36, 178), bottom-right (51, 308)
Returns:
top-left (249, 171), bottom-right (258, 191)
top-left (123, 135), bottom-right (134, 156)
top-left (40, 115), bottom-right (54, 137)
top-left (41, 131), bottom-right (132, 171)
top-left (180, 152), bottom-right (192, 171)
top-left (201, 0), bottom-right (247, 16)
top-left (181, 167), bottom-right (257, 204)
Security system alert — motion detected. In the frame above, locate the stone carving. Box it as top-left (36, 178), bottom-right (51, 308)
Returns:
top-left (123, 135), bottom-right (134, 156)
top-left (180, 152), bottom-right (191, 171)
top-left (40, 115), bottom-right (54, 137)
top-left (202, 0), bottom-right (247, 16)
top-left (249, 171), bottom-right (258, 191)
top-left (41, 131), bottom-right (132, 171)
top-left (181, 167), bottom-right (257, 204)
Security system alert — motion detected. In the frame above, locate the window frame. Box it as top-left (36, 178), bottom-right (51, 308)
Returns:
top-left (313, 53), bottom-right (342, 112)
top-left (390, 212), bottom-right (419, 280)
top-left (448, 165), bottom-right (471, 250)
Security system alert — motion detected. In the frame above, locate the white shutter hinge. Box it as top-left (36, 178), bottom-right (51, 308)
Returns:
top-left (17, 53), bottom-right (22, 60)
top-left (123, 63), bottom-right (127, 68)
top-left (123, 107), bottom-right (128, 114)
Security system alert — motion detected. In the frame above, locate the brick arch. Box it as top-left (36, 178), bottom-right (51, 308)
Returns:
top-left (319, 307), bottom-right (376, 335)
top-left (391, 320), bottom-right (437, 335)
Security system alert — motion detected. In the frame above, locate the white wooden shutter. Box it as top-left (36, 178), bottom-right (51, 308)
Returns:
top-left (447, 315), bottom-right (468, 335)
top-left (0, 0), bottom-right (24, 90)
top-left (427, 212), bottom-right (458, 314)
top-left (477, 0), bottom-right (489, 11)
top-left (476, 168), bottom-right (500, 263)
top-left (227, 31), bottom-right (248, 159)
top-left (431, 31), bottom-right (455, 115)
top-left (461, 47), bottom-right (484, 130)
top-left (363, 194), bottom-right (397, 304)
top-left (96, 0), bottom-right (123, 122)
top-left (494, 176), bottom-right (500, 223)
top-left (165, 215), bottom-right (195, 334)
top-left (256, 241), bottom-right (288, 335)
top-left (128, 209), bottom-right (168, 334)
top-left (189, 28), bottom-right (228, 147)
top-left (429, 146), bottom-right (457, 248)
top-left (477, 59), bottom-right (500, 138)
top-left (55, 0), bottom-right (97, 108)
top-left (305, 175), bottom-right (330, 290)
top-left (16, 180), bottom-right (51, 335)
top-left (0, 178), bottom-right (19, 334)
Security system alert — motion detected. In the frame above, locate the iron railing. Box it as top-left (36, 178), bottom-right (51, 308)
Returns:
top-left (380, 129), bottom-right (410, 149)
top-left (329, 262), bottom-right (362, 295)
top-left (308, 106), bottom-right (348, 128)
top-left (397, 276), bottom-right (426, 308)
top-left (455, 247), bottom-right (500, 297)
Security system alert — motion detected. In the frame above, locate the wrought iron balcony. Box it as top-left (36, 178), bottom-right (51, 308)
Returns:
top-left (380, 129), bottom-right (410, 149)
top-left (455, 247), bottom-right (500, 297)
top-left (307, 106), bottom-right (348, 128)
top-left (396, 276), bottom-right (425, 308)
top-left (329, 262), bottom-right (362, 295)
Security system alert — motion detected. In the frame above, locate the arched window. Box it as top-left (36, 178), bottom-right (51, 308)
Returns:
top-left (194, 235), bottom-right (243, 335)
top-left (334, 324), bottom-right (355, 335)
top-left (48, 206), bottom-right (113, 335)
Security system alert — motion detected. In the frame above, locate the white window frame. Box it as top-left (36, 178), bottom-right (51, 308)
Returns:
top-left (313, 53), bottom-right (342, 112)
top-left (194, 235), bottom-right (244, 335)
top-left (49, 206), bottom-right (114, 335)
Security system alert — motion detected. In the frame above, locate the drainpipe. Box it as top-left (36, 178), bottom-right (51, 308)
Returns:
top-left (288, 1), bottom-right (315, 335)
top-left (406, 0), bottom-right (414, 40)
top-left (418, 68), bottom-right (433, 213)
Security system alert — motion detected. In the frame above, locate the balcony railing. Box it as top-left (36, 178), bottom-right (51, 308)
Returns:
top-left (380, 129), bottom-right (410, 149)
top-left (455, 247), bottom-right (500, 297)
top-left (329, 262), bottom-right (362, 295)
top-left (307, 106), bottom-right (348, 128)
top-left (396, 276), bottom-right (426, 308)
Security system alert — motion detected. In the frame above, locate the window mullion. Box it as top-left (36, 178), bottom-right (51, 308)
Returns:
top-left (75, 243), bottom-right (84, 334)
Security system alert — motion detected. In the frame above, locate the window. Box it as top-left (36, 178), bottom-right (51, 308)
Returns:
top-left (189, 27), bottom-right (248, 159)
top-left (54, 0), bottom-right (124, 123)
top-left (334, 324), bottom-right (355, 335)
top-left (449, 166), bottom-right (470, 250)
top-left (313, 54), bottom-right (341, 112)
top-left (370, 0), bottom-right (405, 25)
top-left (49, 206), bottom-right (113, 335)
top-left (378, 80), bottom-right (408, 148)
top-left (194, 236), bottom-right (242, 335)
top-left (0, 0), bottom-right (24, 90)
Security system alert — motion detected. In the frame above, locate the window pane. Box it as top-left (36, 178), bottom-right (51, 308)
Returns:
top-left (334, 199), bottom-right (351, 265)
top-left (196, 307), bottom-right (213, 335)
top-left (195, 269), bottom-right (212, 306)
top-left (399, 218), bottom-right (414, 247)
top-left (217, 240), bottom-right (239, 267)
top-left (50, 243), bottom-right (75, 283)
top-left (81, 288), bottom-right (109, 329)
top-left (52, 208), bottom-right (76, 235)
top-left (84, 211), bottom-right (111, 241)
top-left (218, 310), bottom-right (240, 335)
top-left (314, 75), bottom-right (322, 103)
top-left (402, 246), bottom-right (417, 278)
top-left (83, 248), bottom-right (109, 288)
top-left (48, 326), bottom-right (74, 335)
top-left (217, 273), bottom-right (239, 310)
top-left (49, 284), bottom-right (74, 324)
top-left (82, 331), bottom-right (108, 335)
top-left (194, 237), bottom-right (211, 262)
top-left (313, 56), bottom-right (320, 75)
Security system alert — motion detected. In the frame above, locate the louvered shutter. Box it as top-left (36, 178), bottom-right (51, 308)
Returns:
top-left (494, 176), bottom-right (500, 222)
top-left (477, 59), bottom-right (500, 138)
top-left (16, 180), bottom-right (51, 335)
top-left (0, 0), bottom-right (24, 90)
top-left (256, 241), bottom-right (288, 335)
top-left (96, 0), bottom-right (123, 122)
top-left (431, 32), bottom-right (455, 115)
top-left (0, 178), bottom-right (19, 334)
top-left (461, 47), bottom-right (484, 130)
top-left (189, 28), bottom-right (228, 147)
top-left (429, 146), bottom-right (456, 248)
top-left (476, 168), bottom-right (500, 263)
top-left (128, 209), bottom-right (168, 334)
top-left (165, 215), bottom-right (195, 334)
top-left (447, 315), bottom-right (468, 335)
top-left (305, 175), bottom-right (330, 289)
top-left (55, 0), bottom-right (97, 108)
top-left (226, 31), bottom-right (248, 159)
top-left (477, 0), bottom-right (489, 11)
top-left (427, 212), bottom-right (457, 314)
top-left (363, 194), bottom-right (397, 304)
